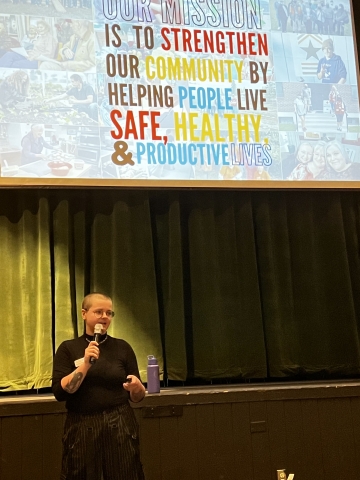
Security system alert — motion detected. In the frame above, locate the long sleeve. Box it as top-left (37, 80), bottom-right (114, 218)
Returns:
top-left (124, 343), bottom-right (142, 380)
top-left (42, 138), bottom-right (53, 150)
top-left (52, 341), bottom-right (75, 402)
top-left (337, 58), bottom-right (347, 81)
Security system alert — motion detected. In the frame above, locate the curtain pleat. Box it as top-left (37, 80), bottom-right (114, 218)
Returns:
top-left (184, 191), bottom-right (267, 379)
top-left (53, 199), bottom-right (77, 346)
top-left (151, 193), bottom-right (187, 381)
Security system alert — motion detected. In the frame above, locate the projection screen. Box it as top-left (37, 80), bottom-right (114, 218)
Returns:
top-left (0, 0), bottom-right (359, 187)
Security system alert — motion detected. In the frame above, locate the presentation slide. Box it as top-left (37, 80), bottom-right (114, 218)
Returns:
top-left (0, 0), bottom-right (359, 186)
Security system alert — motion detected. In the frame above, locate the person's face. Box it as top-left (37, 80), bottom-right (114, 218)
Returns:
top-left (82, 296), bottom-right (113, 335)
top-left (72, 20), bottom-right (86, 36)
top-left (72, 20), bottom-right (80, 33)
top-left (37, 23), bottom-right (46, 35)
top-left (32, 127), bottom-right (44, 138)
top-left (71, 79), bottom-right (81, 89)
top-left (28, 27), bottom-right (36, 38)
top-left (313, 147), bottom-right (326, 169)
top-left (327, 145), bottom-right (347, 171)
top-left (297, 145), bottom-right (313, 164)
top-left (323, 46), bottom-right (334, 59)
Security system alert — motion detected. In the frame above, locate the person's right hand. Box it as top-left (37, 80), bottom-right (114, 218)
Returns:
top-left (319, 65), bottom-right (325, 78)
top-left (84, 341), bottom-right (99, 365)
top-left (63, 48), bottom-right (74, 60)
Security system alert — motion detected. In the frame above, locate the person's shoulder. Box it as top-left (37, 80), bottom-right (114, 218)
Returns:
top-left (21, 132), bottom-right (31, 142)
top-left (332, 54), bottom-right (343, 61)
top-left (57, 336), bottom-right (85, 351)
top-left (84, 29), bottom-right (94, 42)
top-left (85, 82), bottom-right (95, 91)
top-left (349, 163), bottom-right (360, 175)
top-left (108, 336), bottom-right (132, 346)
top-left (108, 336), bottom-right (135, 351)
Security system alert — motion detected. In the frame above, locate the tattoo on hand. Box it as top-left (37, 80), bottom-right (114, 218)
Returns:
top-left (64, 371), bottom-right (83, 393)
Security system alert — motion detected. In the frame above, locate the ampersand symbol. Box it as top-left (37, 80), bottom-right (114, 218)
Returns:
top-left (111, 141), bottom-right (134, 166)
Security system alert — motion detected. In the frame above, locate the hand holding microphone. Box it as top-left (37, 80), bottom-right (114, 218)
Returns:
top-left (85, 323), bottom-right (103, 365)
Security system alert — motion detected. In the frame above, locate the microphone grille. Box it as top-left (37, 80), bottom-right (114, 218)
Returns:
top-left (94, 324), bottom-right (103, 334)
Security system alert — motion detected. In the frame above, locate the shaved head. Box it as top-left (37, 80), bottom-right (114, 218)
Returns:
top-left (82, 293), bottom-right (112, 310)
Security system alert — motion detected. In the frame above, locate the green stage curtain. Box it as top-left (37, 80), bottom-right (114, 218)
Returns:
top-left (0, 192), bottom-right (53, 390)
top-left (0, 189), bottom-right (360, 391)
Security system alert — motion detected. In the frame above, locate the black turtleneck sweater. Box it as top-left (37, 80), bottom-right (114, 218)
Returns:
top-left (52, 334), bottom-right (141, 414)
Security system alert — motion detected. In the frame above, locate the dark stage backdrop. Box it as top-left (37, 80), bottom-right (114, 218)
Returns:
top-left (1, 188), bottom-right (360, 391)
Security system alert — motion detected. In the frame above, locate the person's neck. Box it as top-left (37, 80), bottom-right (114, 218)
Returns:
top-left (85, 331), bottom-right (107, 339)
top-left (77, 28), bottom-right (87, 39)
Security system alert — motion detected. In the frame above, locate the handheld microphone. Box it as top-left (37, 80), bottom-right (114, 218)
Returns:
top-left (90, 323), bottom-right (103, 365)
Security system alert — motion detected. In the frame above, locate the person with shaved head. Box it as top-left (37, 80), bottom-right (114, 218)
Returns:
top-left (52, 292), bottom-right (145, 480)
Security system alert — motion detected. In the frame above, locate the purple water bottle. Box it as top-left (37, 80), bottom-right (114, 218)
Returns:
top-left (147, 355), bottom-right (160, 394)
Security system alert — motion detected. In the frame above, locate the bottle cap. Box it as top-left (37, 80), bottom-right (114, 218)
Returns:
top-left (147, 355), bottom-right (157, 365)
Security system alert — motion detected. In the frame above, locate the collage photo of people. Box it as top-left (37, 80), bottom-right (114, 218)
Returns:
top-left (271, 0), bottom-right (360, 181)
top-left (0, 0), bottom-right (359, 181)
top-left (0, 9), bottom-right (111, 179)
